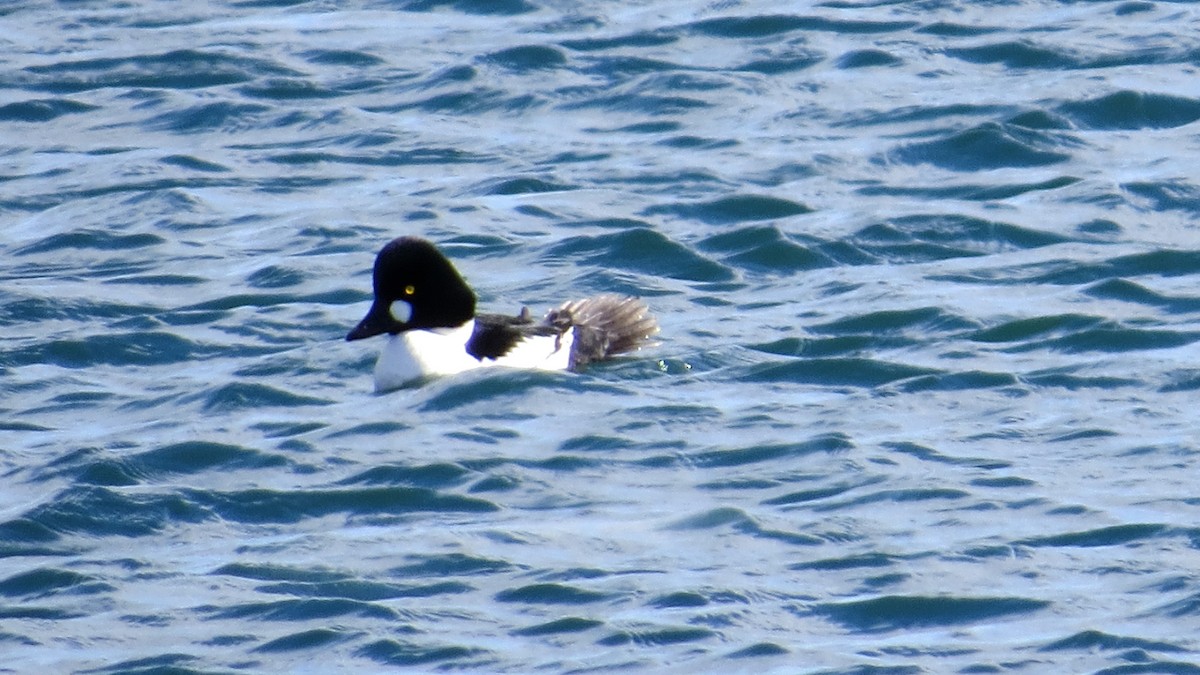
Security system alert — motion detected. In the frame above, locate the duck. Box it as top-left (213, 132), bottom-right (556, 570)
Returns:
top-left (346, 236), bottom-right (659, 392)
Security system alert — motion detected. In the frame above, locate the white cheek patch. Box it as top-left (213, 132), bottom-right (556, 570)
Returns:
top-left (389, 299), bottom-right (412, 324)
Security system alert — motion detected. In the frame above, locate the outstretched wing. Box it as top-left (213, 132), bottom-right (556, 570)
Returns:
top-left (545, 295), bottom-right (659, 370)
top-left (466, 296), bottom-right (657, 368)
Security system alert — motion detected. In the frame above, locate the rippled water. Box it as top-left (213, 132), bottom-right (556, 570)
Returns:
top-left (4, 1), bottom-right (1200, 672)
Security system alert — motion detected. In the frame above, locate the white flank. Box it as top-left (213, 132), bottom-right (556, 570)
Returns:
top-left (372, 320), bottom-right (574, 392)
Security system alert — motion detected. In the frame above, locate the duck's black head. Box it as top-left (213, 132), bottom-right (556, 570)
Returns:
top-left (346, 237), bottom-right (476, 341)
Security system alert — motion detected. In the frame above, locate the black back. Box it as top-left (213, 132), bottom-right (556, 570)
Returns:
top-left (466, 310), bottom-right (560, 361)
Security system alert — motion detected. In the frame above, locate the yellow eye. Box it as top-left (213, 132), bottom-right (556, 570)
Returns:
top-left (404, 285), bottom-right (415, 296)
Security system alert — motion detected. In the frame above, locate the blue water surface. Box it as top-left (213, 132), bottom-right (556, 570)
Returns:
top-left (3, 0), bottom-right (1200, 672)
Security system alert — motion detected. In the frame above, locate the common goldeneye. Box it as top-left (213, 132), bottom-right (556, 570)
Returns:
top-left (346, 236), bottom-right (659, 392)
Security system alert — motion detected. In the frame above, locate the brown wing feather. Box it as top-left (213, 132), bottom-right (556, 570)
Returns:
top-left (545, 295), bottom-right (659, 370)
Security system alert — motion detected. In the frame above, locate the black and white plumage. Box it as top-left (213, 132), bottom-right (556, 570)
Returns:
top-left (346, 237), bottom-right (659, 392)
